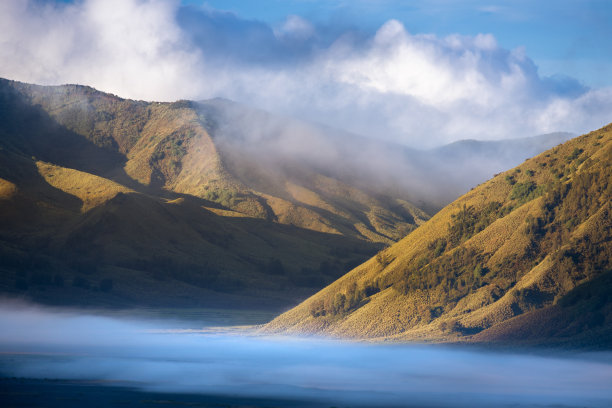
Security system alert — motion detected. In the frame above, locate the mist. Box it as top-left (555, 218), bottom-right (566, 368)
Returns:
top-left (1, 302), bottom-right (611, 408)
top-left (197, 99), bottom-right (573, 209)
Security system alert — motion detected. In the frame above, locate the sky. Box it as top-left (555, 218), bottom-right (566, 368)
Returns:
top-left (1, 0), bottom-right (611, 146)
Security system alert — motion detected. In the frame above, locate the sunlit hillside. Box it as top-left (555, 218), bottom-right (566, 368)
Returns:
top-left (2, 80), bottom-right (430, 244)
top-left (0, 78), bottom-right (585, 311)
top-left (265, 124), bottom-right (612, 347)
top-left (0, 79), bottom-right (390, 308)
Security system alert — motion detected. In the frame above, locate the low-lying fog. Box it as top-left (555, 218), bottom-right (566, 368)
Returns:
top-left (1, 302), bottom-right (611, 408)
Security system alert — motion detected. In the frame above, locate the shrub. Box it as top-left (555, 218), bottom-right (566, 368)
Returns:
top-left (565, 148), bottom-right (584, 162)
top-left (375, 250), bottom-right (393, 267)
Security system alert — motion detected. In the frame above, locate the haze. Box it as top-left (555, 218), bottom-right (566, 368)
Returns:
top-left (1, 302), bottom-right (611, 408)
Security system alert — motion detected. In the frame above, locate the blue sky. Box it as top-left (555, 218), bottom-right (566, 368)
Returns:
top-left (3, 0), bottom-right (611, 145)
top-left (193, 0), bottom-right (612, 87)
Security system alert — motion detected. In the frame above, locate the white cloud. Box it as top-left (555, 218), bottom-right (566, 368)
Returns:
top-left (0, 0), bottom-right (205, 101)
top-left (274, 15), bottom-right (316, 40)
top-left (0, 0), bottom-right (610, 147)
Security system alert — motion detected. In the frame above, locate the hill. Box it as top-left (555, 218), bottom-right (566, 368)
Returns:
top-left (0, 78), bottom-right (575, 311)
top-left (195, 98), bottom-right (572, 214)
top-left (264, 124), bottom-right (611, 347)
top-left (0, 80), bottom-right (430, 244)
top-left (0, 79), bottom-right (391, 309)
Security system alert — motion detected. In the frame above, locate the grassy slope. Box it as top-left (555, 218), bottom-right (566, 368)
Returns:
top-left (0, 79), bottom-right (387, 309)
top-left (265, 124), bottom-right (611, 346)
top-left (8, 80), bottom-right (429, 244)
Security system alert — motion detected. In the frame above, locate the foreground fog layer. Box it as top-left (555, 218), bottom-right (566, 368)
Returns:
top-left (1, 304), bottom-right (611, 408)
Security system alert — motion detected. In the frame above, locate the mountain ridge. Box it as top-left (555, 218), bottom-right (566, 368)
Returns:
top-left (264, 123), bottom-right (611, 347)
top-left (0, 78), bottom-right (583, 313)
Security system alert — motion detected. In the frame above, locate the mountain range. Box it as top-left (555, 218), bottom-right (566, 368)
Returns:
top-left (0, 78), bottom-right (577, 313)
top-left (265, 124), bottom-right (612, 347)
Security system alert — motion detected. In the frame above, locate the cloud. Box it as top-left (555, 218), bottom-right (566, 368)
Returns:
top-left (0, 0), bottom-right (610, 146)
top-left (0, 0), bottom-right (205, 101)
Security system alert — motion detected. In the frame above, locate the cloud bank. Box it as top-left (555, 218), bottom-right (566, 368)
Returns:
top-left (1, 0), bottom-right (611, 146)
top-left (1, 303), bottom-right (612, 407)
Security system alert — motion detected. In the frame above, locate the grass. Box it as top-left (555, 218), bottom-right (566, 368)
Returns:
top-left (1, 79), bottom-right (399, 309)
top-left (36, 161), bottom-right (132, 212)
top-left (265, 123), bottom-right (612, 346)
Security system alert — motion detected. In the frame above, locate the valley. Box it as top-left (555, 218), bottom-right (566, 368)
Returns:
top-left (0, 79), bottom-right (571, 312)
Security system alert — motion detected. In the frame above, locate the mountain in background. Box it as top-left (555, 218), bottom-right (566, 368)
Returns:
top-left (265, 124), bottom-right (611, 348)
top-left (196, 98), bottom-right (573, 215)
top-left (0, 78), bottom-right (574, 311)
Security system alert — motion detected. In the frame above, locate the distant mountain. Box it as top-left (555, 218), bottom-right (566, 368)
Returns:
top-left (423, 132), bottom-right (575, 205)
top-left (265, 124), bottom-right (611, 348)
top-left (196, 98), bottom-right (573, 215)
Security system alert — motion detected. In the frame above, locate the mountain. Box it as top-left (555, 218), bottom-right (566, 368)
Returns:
top-left (195, 98), bottom-right (573, 214)
top-left (0, 78), bottom-right (575, 311)
top-left (424, 132), bottom-right (574, 206)
top-left (0, 79), bottom-right (390, 309)
top-left (264, 124), bottom-right (611, 347)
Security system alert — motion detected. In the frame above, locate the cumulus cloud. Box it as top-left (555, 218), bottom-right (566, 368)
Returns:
top-left (0, 0), bottom-right (205, 101)
top-left (0, 0), bottom-right (610, 146)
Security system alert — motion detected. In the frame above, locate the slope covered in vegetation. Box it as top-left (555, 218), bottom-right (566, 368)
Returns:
top-left (0, 78), bottom-right (579, 311)
top-left (0, 79), bottom-right (389, 308)
top-left (1, 80), bottom-right (429, 244)
top-left (265, 124), bottom-right (612, 347)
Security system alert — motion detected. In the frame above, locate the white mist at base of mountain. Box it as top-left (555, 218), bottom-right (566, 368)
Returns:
top-left (1, 302), bottom-right (611, 408)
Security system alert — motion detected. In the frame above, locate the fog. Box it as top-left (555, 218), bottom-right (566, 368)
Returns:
top-left (1, 303), bottom-right (611, 408)
top-left (198, 99), bottom-right (573, 209)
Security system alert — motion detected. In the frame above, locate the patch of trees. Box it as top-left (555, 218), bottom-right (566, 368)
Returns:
top-left (309, 280), bottom-right (383, 318)
top-left (117, 256), bottom-right (221, 289)
top-left (509, 181), bottom-right (547, 204)
top-left (439, 318), bottom-right (483, 335)
top-left (447, 202), bottom-right (508, 247)
top-left (13, 271), bottom-right (113, 293)
top-left (393, 247), bottom-right (488, 302)
top-left (565, 148), bottom-right (584, 162)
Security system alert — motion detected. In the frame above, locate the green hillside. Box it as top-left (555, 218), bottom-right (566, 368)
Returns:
top-left (264, 124), bottom-right (612, 347)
